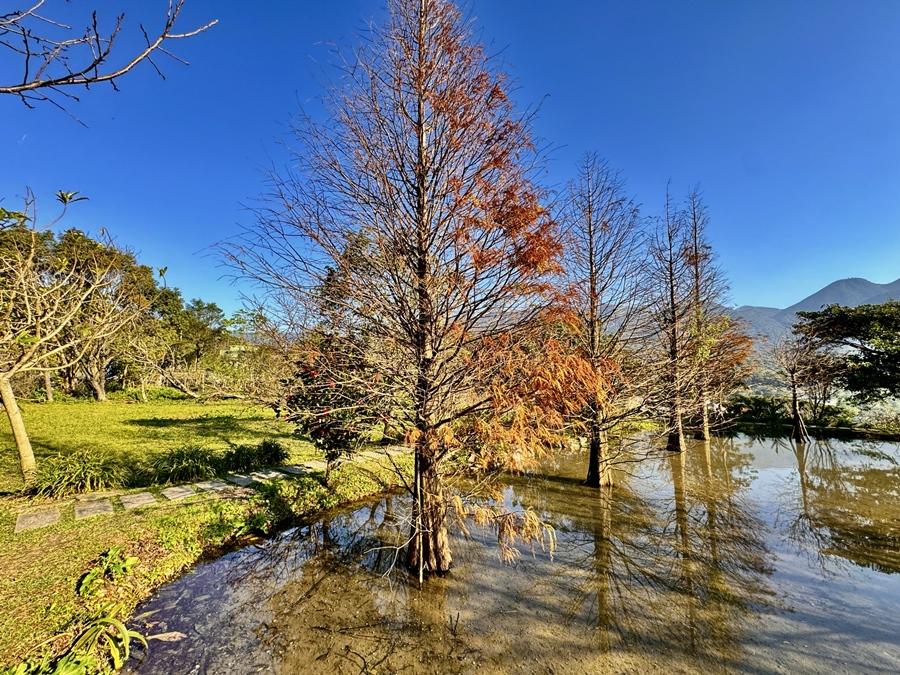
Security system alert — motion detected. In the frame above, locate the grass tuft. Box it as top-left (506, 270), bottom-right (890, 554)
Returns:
top-left (150, 446), bottom-right (221, 484)
top-left (32, 450), bottom-right (127, 497)
top-left (221, 439), bottom-right (289, 473)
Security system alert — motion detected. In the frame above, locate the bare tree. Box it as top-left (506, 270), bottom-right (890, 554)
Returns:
top-left (560, 154), bottom-right (651, 487)
top-left (648, 190), bottom-right (692, 452)
top-left (773, 338), bottom-right (814, 443)
top-left (222, 0), bottom-right (562, 579)
top-left (684, 188), bottom-right (730, 440)
top-left (0, 193), bottom-right (143, 481)
top-left (801, 351), bottom-right (842, 425)
top-left (0, 0), bottom-right (216, 110)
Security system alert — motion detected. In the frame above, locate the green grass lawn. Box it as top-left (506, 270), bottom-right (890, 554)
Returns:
top-left (0, 399), bottom-right (410, 670)
top-left (0, 400), bottom-right (317, 493)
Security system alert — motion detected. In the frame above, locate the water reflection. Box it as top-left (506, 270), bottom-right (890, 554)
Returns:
top-left (129, 435), bottom-right (900, 674)
top-left (785, 439), bottom-right (900, 574)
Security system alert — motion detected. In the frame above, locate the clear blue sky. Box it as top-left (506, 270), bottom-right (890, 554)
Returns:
top-left (3, 0), bottom-right (899, 313)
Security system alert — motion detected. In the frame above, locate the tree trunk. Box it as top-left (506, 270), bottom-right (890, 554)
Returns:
top-left (43, 371), bottom-right (54, 403)
top-left (694, 390), bottom-right (710, 440)
top-left (62, 366), bottom-right (78, 395)
top-left (667, 391), bottom-right (686, 452)
top-left (164, 374), bottom-right (200, 399)
top-left (404, 0), bottom-right (450, 583)
top-left (0, 377), bottom-right (37, 483)
top-left (790, 377), bottom-right (809, 443)
top-left (139, 377), bottom-right (148, 403)
top-left (666, 257), bottom-right (685, 453)
top-left (406, 448), bottom-right (452, 579)
top-left (585, 404), bottom-right (613, 487)
top-left (88, 373), bottom-right (107, 401)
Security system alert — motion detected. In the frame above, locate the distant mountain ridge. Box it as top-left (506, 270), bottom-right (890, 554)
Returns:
top-left (731, 276), bottom-right (900, 344)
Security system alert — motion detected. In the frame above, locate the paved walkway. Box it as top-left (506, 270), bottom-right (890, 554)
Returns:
top-left (14, 448), bottom-right (407, 534)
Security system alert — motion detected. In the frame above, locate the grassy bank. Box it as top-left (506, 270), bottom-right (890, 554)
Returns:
top-left (0, 400), bottom-right (412, 671)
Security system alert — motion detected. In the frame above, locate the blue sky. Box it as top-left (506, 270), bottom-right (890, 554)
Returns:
top-left (3, 0), bottom-right (899, 313)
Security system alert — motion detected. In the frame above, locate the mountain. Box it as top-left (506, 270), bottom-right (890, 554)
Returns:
top-left (731, 276), bottom-right (900, 345)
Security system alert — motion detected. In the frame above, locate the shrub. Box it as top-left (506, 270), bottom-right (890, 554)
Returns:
top-left (727, 394), bottom-right (788, 425)
top-left (151, 446), bottom-right (221, 484)
top-left (32, 450), bottom-right (127, 497)
top-left (220, 444), bottom-right (258, 473)
top-left (221, 439), bottom-right (288, 472)
top-left (255, 439), bottom-right (289, 465)
top-left (808, 402), bottom-right (856, 428)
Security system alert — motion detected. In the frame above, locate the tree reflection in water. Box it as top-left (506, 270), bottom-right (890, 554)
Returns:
top-left (129, 435), bottom-right (900, 674)
top-left (784, 437), bottom-right (900, 574)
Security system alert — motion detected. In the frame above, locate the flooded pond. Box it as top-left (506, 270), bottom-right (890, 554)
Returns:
top-left (128, 435), bottom-right (900, 673)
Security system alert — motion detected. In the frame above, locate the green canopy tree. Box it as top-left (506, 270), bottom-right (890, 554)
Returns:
top-left (795, 302), bottom-right (900, 403)
top-left (53, 229), bottom-right (157, 400)
top-left (0, 195), bottom-right (140, 481)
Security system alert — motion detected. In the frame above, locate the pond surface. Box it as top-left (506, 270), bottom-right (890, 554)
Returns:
top-left (128, 435), bottom-right (900, 674)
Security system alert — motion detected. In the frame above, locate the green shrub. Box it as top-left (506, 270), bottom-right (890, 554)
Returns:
top-left (205, 498), bottom-right (272, 539)
top-left (221, 439), bottom-right (288, 472)
top-left (809, 403), bottom-right (856, 428)
top-left (219, 444), bottom-right (259, 473)
top-left (151, 446), bottom-right (221, 484)
top-left (255, 439), bottom-right (289, 465)
top-left (32, 450), bottom-right (127, 497)
top-left (727, 394), bottom-right (788, 425)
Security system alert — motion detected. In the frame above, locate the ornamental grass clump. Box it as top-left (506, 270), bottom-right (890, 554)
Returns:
top-left (151, 445), bottom-right (221, 484)
top-left (221, 439), bottom-right (288, 473)
top-left (32, 449), bottom-right (127, 497)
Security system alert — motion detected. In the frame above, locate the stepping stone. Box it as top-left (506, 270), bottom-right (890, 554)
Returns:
top-left (74, 491), bottom-right (119, 501)
top-left (161, 485), bottom-right (195, 501)
top-left (226, 474), bottom-right (253, 487)
top-left (193, 480), bottom-right (229, 492)
top-left (302, 460), bottom-right (328, 472)
top-left (249, 469), bottom-right (287, 482)
top-left (279, 465), bottom-right (307, 475)
top-left (121, 492), bottom-right (158, 510)
top-left (15, 507), bottom-right (60, 533)
top-left (75, 499), bottom-right (114, 520)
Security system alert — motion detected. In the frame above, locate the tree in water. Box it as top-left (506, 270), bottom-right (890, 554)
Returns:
top-left (684, 188), bottom-right (730, 440)
top-left (773, 338), bottom-right (815, 443)
top-left (221, 0), bottom-right (561, 579)
top-left (648, 191), bottom-right (692, 452)
top-left (560, 154), bottom-right (649, 487)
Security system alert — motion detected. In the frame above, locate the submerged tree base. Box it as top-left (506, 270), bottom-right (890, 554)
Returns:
top-left (406, 452), bottom-right (452, 580)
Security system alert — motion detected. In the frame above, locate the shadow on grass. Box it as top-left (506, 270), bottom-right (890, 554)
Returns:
top-left (124, 415), bottom-right (297, 443)
top-left (127, 414), bottom-right (270, 430)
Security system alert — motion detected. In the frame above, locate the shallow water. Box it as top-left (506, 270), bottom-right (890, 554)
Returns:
top-left (128, 435), bottom-right (900, 674)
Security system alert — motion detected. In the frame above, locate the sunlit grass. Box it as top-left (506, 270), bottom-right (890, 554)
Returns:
top-left (0, 399), bottom-right (411, 669)
top-left (0, 400), bottom-right (317, 493)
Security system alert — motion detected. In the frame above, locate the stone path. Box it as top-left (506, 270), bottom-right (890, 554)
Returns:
top-left (13, 447), bottom-right (410, 534)
top-left (161, 485), bottom-right (195, 501)
top-left (74, 499), bottom-right (114, 520)
top-left (195, 480), bottom-right (230, 492)
top-left (14, 507), bottom-right (60, 533)
top-left (121, 492), bottom-right (157, 510)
